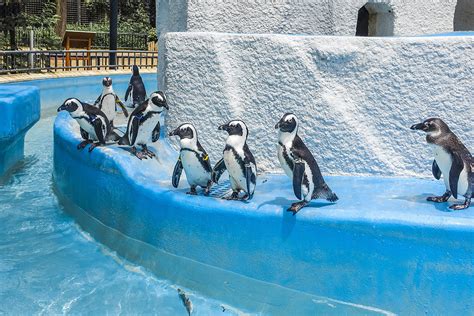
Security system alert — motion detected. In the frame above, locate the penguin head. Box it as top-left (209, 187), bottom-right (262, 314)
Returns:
top-left (132, 65), bottom-right (139, 75)
top-left (149, 91), bottom-right (169, 111)
top-left (102, 77), bottom-right (112, 87)
top-left (410, 118), bottom-right (450, 137)
top-left (218, 120), bottom-right (248, 142)
top-left (169, 123), bottom-right (196, 140)
top-left (275, 113), bottom-right (298, 133)
top-left (57, 98), bottom-right (82, 113)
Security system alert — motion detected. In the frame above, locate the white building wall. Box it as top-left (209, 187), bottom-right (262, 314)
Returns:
top-left (156, 0), bottom-right (459, 37)
top-left (159, 32), bottom-right (474, 177)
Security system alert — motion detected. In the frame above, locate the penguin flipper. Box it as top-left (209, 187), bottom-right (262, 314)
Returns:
top-left (152, 121), bottom-right (160, 143)
top-left (293, 161), bottom-right (305, 200)
top-left (432, 160), bottom-right (442, 180)
top-left (449, 153), bottom-right (464, 199)
top-left (115, 95), bottom-right (129, 117)
top-left (212, 158), bottom-right (227, 183)
top-left (80, 127), bottom-right (89, 140)
top-left (245, 164), bottom-right (254, 200)
top-left (197, 141), bottom-right (212, 173)
top-left (128, 116), bottom-right (140, 146)
top-left (124, 84), bottom-right (132, 102)
top-left (172, 158), bottom-right (183, 188)
top-left (92, 117), bottom-right (107, 144)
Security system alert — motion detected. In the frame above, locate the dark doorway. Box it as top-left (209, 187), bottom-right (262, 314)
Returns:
top-left (454, 0), bottom-right (474, 31)
top-left (356, 3), bottom-right (394, 36)
top-left (356, 6), bottom-right (369, 36)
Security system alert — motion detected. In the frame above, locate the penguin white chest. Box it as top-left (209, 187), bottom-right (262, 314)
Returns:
top-left (101, 94), bottom-right (116, 122)
top-left (135, 114), bottom-right (159, 145)
top-left (224, 148), bottom-right (246, 190)
top-left (431, 145), bottom-right (469, 196)
top-left (277, 143), bottom-right (294, 178)
top-left (76, 118), bottom-right (98, 141)
top-left (432, 145), bottom-right (452, 189)
top-left (181, 151), bottom-right (210, 187)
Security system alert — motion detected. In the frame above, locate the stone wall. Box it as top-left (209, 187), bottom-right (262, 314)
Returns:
top-left (156, 0), bottom-right (458, 37)
top-left (159, 32), bottom-right (474, 177)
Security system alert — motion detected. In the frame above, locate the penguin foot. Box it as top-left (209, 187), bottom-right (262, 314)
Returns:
top-left (203, 181), bottom-right (212, 196)
top-left (449, 198), bottom-right (471, 211)
top-left (77, 140), bottom-right (91, 150)
top-left (187, 187), bottom-right (197, 195)
top-left (88, 143), bottom-right (101, 152)
top-left (427, 191), bottom-right (451, 203)
top-left (287, 201), bottom-right (309, 215)
top-left (242, 193), bottom-right (253, 201)
top-left (225, 191), bottom-right (240, 200)
top-left (131, 146), bottom-right (147, 160)
top-left (141, 145), bottom-right (155, 158)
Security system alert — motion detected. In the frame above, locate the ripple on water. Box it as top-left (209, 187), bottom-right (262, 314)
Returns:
top-left (0, 115), bottom-right (248, 315)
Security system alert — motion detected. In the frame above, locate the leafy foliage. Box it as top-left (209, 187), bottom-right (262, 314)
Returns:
top-left (0, 0), bottom-right (156, 50)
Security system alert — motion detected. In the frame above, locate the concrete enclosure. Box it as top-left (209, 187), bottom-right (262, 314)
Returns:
top-left (156, 0), bottom-right (462, 37)
top-left (159, 33), bottom-right (474, 176)
top-left (0, 86), bottom-right (40, 177)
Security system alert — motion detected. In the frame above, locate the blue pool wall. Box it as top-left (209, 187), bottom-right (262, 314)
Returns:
top-left (0, 86), bottom-right (40, 176)
top-left (54, 111), bottom-right (473, 315)
top-left (5, 72), bottom-right (157, 112)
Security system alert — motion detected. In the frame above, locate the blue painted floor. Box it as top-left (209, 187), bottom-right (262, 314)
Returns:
top-left (57, 112), bottom-right (473, 230)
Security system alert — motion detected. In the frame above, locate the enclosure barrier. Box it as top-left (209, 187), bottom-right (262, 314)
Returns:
top-left (0, 49), bottom-right (157, 74)
top-left (13, 28), bottom-right (149, 50)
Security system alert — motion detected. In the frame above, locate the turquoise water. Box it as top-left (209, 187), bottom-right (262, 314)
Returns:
top-left (0, 107), bottom-right (244, 315)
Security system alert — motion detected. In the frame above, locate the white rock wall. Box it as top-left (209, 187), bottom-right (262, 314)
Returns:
top-left (159, 32), bottom-right (474, 177)
top-left (156, 0), bottom-right (458, 37)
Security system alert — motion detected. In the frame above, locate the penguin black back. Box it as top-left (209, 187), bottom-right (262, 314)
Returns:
top-left (124, 65), bottom-right (147, 106)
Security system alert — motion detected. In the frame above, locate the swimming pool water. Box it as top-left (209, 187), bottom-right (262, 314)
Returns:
top-left (0, 107), bottom-right (247, 315)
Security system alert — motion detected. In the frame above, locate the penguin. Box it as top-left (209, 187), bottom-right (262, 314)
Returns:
top-left (118, 91), bottom-right (168, 160)
top-left (93, 77), bottom-right (129, 127)
top-left (57, 98), bottom-right (117, 152)
top-left (275, 113), bottom-right (338, 215)
top-left (124, 65), bottom-right (147, 108)
top-left (411, 118), bottom-right (473, 210)
top-left (212, 120), bottom-right (257, 200)
top-left (169, 123), bottom-right (213, 195)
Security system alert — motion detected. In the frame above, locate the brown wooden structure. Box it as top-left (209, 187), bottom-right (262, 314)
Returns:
top-left (62, 31), bottom-right (95, 68)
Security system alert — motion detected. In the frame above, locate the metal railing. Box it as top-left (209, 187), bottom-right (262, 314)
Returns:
top-left (92, 32), bottom-right (149, 50)
top-left (13, 28), bottom-right (150, 50)
top-left (0, 49), bottom-right (157, 74)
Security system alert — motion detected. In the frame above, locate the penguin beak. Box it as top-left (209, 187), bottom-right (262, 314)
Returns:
top-left (410, 122), bottom-right (426, 131)
top-left (168, 127), bottom-right (179, 137)
top-left (164, 102), bottom-right (169, 110)
top-left (57, 104), bottom-right (66, 112)
top-left (275, 121), bottom-right (280, 129)
top-left (218, 124), bottom-right (228, 132)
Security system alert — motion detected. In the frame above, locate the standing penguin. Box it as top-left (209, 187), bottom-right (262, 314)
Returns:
top-left (212, 120), bottom-right (257, 200)
top-left (57, 98), bottom-right (116, 152)
top-left (124, 65), bottom-right (147, 108)
top-left (118, 91), bottom-right (168, 160)
top-left (275, 113), bottom-right (338, 214)
top-left (93, 77), bottom-right (129, 127)
top-left (411, 118), bottom-right (473, 210)
top-left (169, 123), bottom-right (213, 195)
